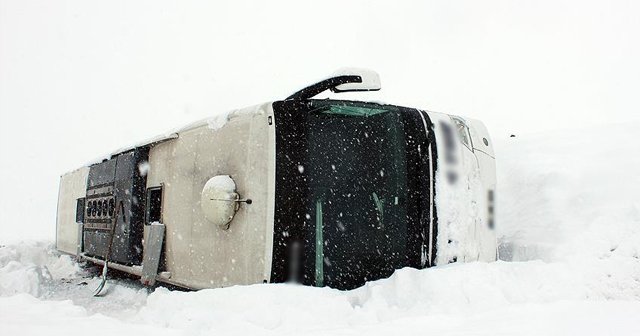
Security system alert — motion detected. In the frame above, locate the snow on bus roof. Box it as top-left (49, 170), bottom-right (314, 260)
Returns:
top-left (80, 103), bottom-right (270, 169)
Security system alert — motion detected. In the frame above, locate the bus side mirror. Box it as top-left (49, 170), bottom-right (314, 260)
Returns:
top-left (286, 68), bottom-right (381, 100)
top-left (331, 68), bottom-right (381, 93)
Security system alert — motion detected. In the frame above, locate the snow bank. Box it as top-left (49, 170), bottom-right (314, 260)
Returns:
top-left (131, 262), bottom-right (585, 334)
top-left (131, 261), bottom-right (631, 334)
top-left (495, 122), bottom-right (640, 300)
top-left (496, 123), bottom-right (640, 264)
top-left (0, 294), bottom-right (180, 336)
top-left (0, 241), bottom-right (78, 297)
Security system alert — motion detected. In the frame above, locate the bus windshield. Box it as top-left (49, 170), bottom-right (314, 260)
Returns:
top-left (272, 99), bottom-right (435, 289)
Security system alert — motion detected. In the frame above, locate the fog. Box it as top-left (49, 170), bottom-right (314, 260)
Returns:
top-left (1, 0), bottom-right (639, 241)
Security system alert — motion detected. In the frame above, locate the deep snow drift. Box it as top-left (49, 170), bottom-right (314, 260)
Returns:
top-left (1, 122), bottom-right (639, 335)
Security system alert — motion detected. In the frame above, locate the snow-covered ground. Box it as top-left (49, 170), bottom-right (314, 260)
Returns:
top-left (1, 122), bottom-right (639, 335)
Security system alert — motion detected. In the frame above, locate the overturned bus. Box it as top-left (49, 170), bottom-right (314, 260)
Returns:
top-left (56, 69), bottom-right (497, 291)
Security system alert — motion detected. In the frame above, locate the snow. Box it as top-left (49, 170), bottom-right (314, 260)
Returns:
top-left (83, 133), bottom-right (179, 168)
top-left (1, 0), bottom-right (638, 333)
top-left (0, 294), bottom-right (179, 336)
top-left (0, 242), bottom-right (78, 297)
top-left (202, 175), bottom-right (236, 193)
top-left (2, 122), bottom-right (640, 334)
top-left (496, 123), bottom-right (640, 265)
top-left (137, 161), bottom-right (151, 177)
top-left (84, 102), bottom-right (269, 168)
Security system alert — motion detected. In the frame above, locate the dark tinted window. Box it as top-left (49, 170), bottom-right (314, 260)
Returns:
top-left (146, 187), bottom-right (162, 224)
top-left (272, 100), bottom-right (435, 289)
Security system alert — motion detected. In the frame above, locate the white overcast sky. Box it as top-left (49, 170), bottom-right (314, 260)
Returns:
top-left (1, 0), bottom-right (639, 241)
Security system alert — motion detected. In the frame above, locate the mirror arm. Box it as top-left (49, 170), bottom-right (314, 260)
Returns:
top-left (286, 75), bottom-right (362, 100)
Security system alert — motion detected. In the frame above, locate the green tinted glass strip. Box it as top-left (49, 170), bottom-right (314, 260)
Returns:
top-left (323, 105), bottom-right (387, 117)
top-left (372, 192), bottom-right (384, 224)
top-left (315, 199), bottom-right (324, 287)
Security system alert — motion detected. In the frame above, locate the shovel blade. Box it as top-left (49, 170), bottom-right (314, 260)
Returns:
top-left (92, 263), bottom-right (108, 297)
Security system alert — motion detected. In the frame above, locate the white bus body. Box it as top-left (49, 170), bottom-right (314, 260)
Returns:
top-left (56, 70), bottom-right (496, 290)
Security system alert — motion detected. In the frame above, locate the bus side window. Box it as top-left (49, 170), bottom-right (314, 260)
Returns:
top-left (145, 187), bottom-right (163, 224)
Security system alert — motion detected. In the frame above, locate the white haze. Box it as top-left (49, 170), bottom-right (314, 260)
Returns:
top-left (1, 0), bottom-right (640, 241)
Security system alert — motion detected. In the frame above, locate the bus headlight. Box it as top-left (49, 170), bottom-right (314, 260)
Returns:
top-left (450, 116), bottom-right (473, 150)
